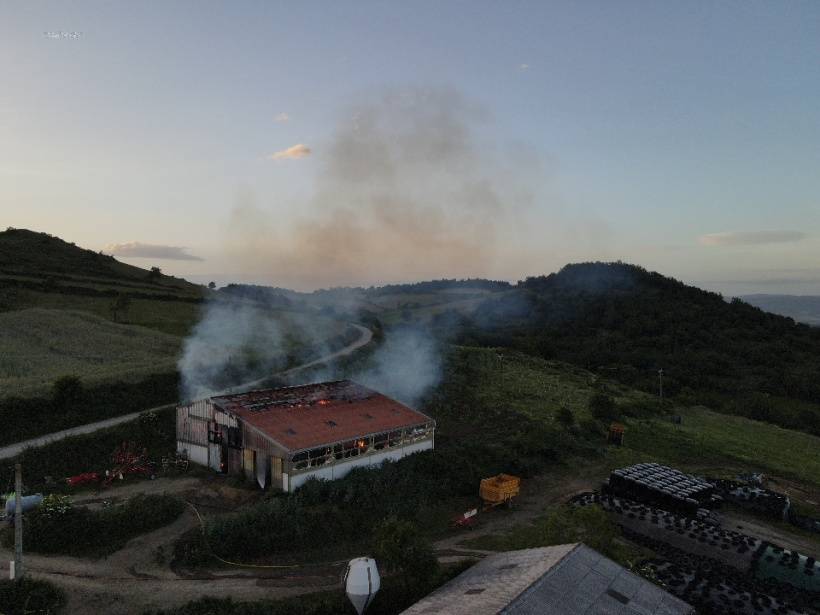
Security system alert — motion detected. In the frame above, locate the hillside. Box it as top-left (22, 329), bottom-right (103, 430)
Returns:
top-left (0, 308), bottom-right (182, 399)
top-left (453, 262), bottom-right (820, 434)
top-left (0, 229), bottom-right (205, 336)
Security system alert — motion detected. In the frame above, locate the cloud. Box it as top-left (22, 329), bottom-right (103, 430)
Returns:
top-left (103, 242), bottom-right (204, 261)
top-left (268, 143), bottom-right (311, 160)
top-left (696, 230), bottom-right (807, 247)
top-left (519, 63), bottom-right (530, 71)
top-left (276, 113), bottom-right (292, 122)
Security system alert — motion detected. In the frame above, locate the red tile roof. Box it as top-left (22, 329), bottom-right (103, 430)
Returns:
top-left (211, 381), bottom-right (434, 452)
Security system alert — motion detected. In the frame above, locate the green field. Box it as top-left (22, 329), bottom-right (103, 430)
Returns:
top-left (0, 308), bottom-right (182, 399)
top-left (611, 406), bottom-right (820, 489)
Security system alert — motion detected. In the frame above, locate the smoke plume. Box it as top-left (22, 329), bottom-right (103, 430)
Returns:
top-left (226, 86), bottom-right (532, 289)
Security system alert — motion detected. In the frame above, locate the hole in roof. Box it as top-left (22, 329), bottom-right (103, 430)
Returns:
top-left (285, 429), bottom-right (297, 436)
top-left (363, 413), bottom-right (375, 420)
top-left (389, 408), bottom-right (401, 415)
top-left (498, 564), bottom-right (518, 570)
top-left (326, 420), bottom-right (338, 428)
top-left (464, 588), bottom-right (485, 595)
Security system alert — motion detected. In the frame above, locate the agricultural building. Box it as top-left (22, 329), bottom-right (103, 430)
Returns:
top-left (176, 380), bottom-right (435, 492)
top-left (400, 543), bottom-right (695, 614)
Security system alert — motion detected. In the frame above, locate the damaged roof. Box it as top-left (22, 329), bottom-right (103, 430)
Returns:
top-left (210, 380), bottom-right (433, 452)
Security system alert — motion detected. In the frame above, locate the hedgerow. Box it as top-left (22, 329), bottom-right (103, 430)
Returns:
top-left (6, 493), bottom-right (185, 557)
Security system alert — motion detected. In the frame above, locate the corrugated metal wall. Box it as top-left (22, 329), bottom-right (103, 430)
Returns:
top-left (176, 399), bottom-right (212, 446)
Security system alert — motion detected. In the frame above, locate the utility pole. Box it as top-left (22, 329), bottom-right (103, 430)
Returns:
top-left (658, 369), bottom-right (664, 412)
top-left (13, 462), bottom-right (23, 580)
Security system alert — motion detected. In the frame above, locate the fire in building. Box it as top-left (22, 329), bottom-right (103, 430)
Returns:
top-left (176, 380), bottom-right (436, 492)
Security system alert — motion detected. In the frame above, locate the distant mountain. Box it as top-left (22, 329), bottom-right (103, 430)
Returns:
top-left (737, 294), bottom-right (820, 326)
top-left (454, 262), bottom-right (820, 433)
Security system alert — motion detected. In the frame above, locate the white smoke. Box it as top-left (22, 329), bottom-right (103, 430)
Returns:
top-left (178, 298), bottom-right (340, 403)
top-left (351, 325), bottom-right (442, 409)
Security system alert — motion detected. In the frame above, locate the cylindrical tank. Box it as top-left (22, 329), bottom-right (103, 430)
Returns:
top-left (4, 493), bottom-right (44, 516)
top-left (344, 557), bottom-right (380, 615)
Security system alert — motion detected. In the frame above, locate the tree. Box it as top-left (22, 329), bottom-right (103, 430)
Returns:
top-left (588, 393), bottom-right (619, 423)
top-left (208, 281), bottom-right (216, 289)
top-left (147, 266), bottom-right (162, 281)
top-left (555, 406), bottom-right (575, 428)
top-left (110, 291), bottom-right (131, 322)
top-left (541, 504), bottom-right (619, 559)
top-left (372, 515), bottom-right (438, 600)
top-left (53, 375), bottom-right (82, 408)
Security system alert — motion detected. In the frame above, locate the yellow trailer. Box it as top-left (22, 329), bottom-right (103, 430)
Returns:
top-left (480, 474), bottom-right (521, 510)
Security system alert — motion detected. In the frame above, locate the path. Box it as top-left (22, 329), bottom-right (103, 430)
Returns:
top-left (0, 323), bottom-right (374, 460)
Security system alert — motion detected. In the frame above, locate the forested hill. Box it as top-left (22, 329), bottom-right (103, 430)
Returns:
top-left (455, 262), bottom-right (820, 431)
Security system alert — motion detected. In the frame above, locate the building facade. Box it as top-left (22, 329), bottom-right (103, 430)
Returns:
top-left (176, 380), bottom-right (435, 492)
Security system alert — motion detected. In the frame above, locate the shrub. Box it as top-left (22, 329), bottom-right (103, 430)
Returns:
top-left (13, 493), bottom-right (184, 557)
top-left (0, 578), bottom-right (67, 615)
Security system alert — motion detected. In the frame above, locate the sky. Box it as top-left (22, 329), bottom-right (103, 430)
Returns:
top-left (2, 1), bottom-right (819, 296)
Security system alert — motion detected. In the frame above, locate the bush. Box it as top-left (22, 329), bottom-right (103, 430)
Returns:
top-left (0, 578), bottom-right (66, 615)
top-left (588, 393), bottom-right (619, 423)
top-left (14, 493), bottom-right (184, 557)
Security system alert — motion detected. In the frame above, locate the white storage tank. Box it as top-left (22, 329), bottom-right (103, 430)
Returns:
top-left (344, 557), bottom-right (380, 615)
top-left (4, 493), bottom-right (44, 516)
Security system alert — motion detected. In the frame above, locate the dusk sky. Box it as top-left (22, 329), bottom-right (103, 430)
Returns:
top-left (3, 2), bottom-right (819, 295)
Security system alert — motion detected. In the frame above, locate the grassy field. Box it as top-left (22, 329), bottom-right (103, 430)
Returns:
top-left (0, 288), bottom-right (202, 336)
top-left (0, 308), bottom-right (183, 399)
top-left (610, 406), bottom-right (820, 489)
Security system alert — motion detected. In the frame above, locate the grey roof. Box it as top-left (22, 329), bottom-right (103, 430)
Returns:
top-left (401, 544), bottom-right (694, 615)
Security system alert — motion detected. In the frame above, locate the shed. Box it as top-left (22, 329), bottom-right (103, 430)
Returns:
top-left (176, 380), bottom-right (435, 492)
top-left (401, 544), bottom-right (695, 615)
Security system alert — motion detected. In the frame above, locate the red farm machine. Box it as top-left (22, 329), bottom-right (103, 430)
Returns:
top-left (65, 442), bottom-right (157, 488)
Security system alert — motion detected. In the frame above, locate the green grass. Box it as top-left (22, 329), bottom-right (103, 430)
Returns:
top-left (0, 308), bottom-right (183, 399)
top-left (610, 406), bottom-right (820, 489)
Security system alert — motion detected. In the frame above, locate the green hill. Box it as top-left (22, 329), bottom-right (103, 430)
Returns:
top-left (455, 261), bottom-right (820, 434)
top-left (0, 228), bottom-right (204, 335)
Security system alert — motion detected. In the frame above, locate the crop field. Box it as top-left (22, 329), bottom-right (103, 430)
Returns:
top-left (0, 308), bottom-right (183, 399)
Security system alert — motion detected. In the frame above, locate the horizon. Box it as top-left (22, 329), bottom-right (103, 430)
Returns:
top-left (3, 3), bottom-right (819, 297)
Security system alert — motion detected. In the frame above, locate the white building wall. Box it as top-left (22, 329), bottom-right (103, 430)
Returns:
top-left (288, 440), bottom-right (433, 492)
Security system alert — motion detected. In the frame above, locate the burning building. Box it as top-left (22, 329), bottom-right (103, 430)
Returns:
top-left (176, 380), bottom-right (435, 492)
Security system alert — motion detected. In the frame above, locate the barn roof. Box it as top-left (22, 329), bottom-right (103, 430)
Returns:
top-left (210, 380), bottom-right (433, 452)
top-left (401, 544), bottom-right (694, 615)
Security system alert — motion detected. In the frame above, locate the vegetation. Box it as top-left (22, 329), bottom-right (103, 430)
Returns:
top-left (372, 516), bottom-right (438, 600)
top-left (455, 261), bottom-right (820, 435)
top-left (0, 577), bottom-right (67, 615)
top-left (1, 492), bottom-right (185, 557)
top-left (0, 373), bottom-right (179, 446)
top-left (4, 405), bottom-right (176, 493)
top-left (0, 308), bottom-right (181, 400)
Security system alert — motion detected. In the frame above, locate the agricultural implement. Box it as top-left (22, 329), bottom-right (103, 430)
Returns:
top-left (451, 508), bottom-right (478, 529)
top-left (480, 474), bottom-right (521, 510)
top-left (101, 442), bottom-right (157, 487)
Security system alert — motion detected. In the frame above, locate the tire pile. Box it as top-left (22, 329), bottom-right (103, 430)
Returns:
top-left (574, 463), bottom-right (820, 615)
